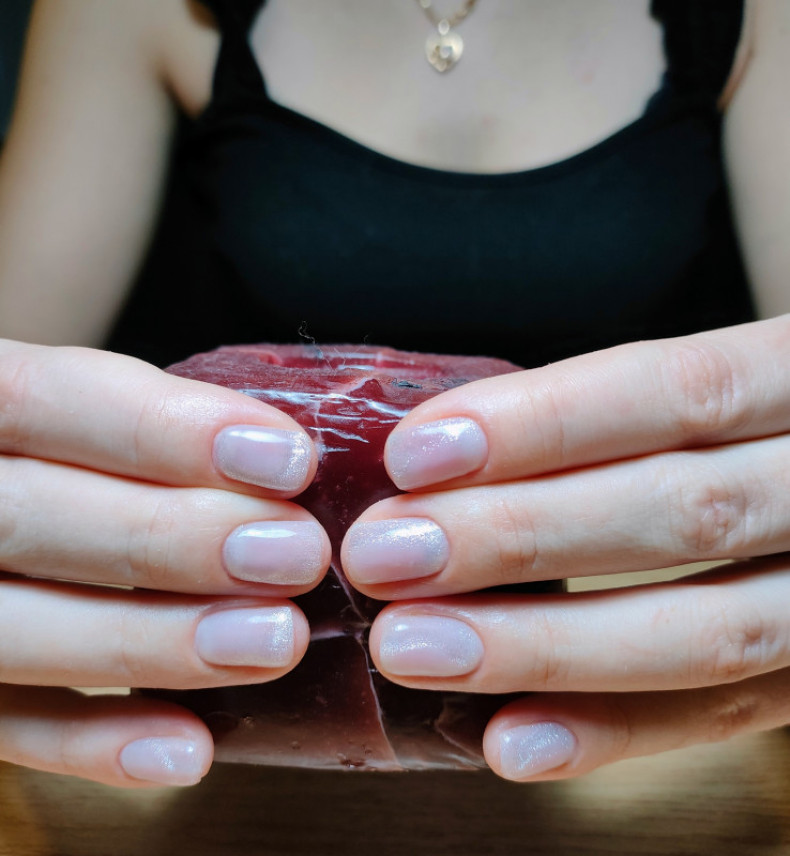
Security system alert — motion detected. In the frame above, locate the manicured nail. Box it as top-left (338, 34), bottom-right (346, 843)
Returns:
top-left (214, 425), bottom-right (311, 491)
top-left (223, 521), bottom-right (325, 585)
top-left (344, 518), bottom-right (449, 585)
top-left (119, 737), bottom-right (205, 787)
top-left (498, 723), bottom-right (577, 780)
top-left (386, 418), bottom-right (488, 490)
top-left (378, 614), bottom-right (484, 676)
top-left (195, 607), bottom-right (294, 668)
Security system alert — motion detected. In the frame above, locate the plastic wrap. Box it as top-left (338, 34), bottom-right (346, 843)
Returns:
top-left (150, 344), bottom-right (561, 770)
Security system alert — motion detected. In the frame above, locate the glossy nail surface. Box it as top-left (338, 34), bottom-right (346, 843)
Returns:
top-left (498, 723), bottom-right (576, 779)
top-left (195, 607), bottom-right (294, 668)
top-left (344, 518), bottom-right (449, 585)
top-left (386, 418), bottom-right (488, 490)
top-left (223, 521), bottom-right (325, 585)
top-left (377, 614), bottom-right (484, 676)
top-left (119, 737), bottom-right (204, 787)
top-left (214, 425), bottom-right (311, 491)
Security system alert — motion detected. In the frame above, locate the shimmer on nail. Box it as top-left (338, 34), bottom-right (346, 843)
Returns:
top-left (378, 614), bottom-right (484, 677)
top-left (344, 518), bottom-right (449, 585)
top-left (223, 520), bottom-right (325, 585)
top-left (499, 722), bottom-right (577, 779)
top-left (119, 737), bottom-right (204, 787)
top-left (195, 607), bottom-right (295, 668)
top-left (214, 425), bottom-right (311, 491)
top-left (387, 417), bottom-right (488, 490)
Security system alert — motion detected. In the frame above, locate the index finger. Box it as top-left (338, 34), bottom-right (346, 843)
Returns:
top-left (384, 316), bottom-right (790, 490)
top-left (0, 341), bottom-right (317, 495)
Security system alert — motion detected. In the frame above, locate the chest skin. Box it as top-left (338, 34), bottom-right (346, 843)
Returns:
top-left (171, 0), bottom-right (668, 174)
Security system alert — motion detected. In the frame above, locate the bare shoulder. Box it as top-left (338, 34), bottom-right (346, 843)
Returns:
top-left (719, 0), bottom-right (786, 108)
top-left (155, 0), bottom-right (222, 116)
top-left (20, 0), bottom-right (220, 116)
top-left (0, 0), bottom-right (222, 346)
top-left (722, 0), bottom-right (790, 318)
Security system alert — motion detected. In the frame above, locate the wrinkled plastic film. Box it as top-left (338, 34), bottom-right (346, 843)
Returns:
top-left (148, 345), bottom-right (562, 771)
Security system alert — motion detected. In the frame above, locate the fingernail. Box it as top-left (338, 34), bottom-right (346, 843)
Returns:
top-left (378, 614), bottom-right (484, 676)
top-left (387, 418), bottom-right (488, 490)
top-left (223, 521), bottom-right (325, 585)
top-left (498, 723), bottom-right (577, 780)
top-left (119, 737), bottom-right (205, 787)
top-left (214, 425), bottom-right (312, 491)
top-left (195, 607), bottom-right (294, 668)
top-left (344, 518), bottom-right (449, 585)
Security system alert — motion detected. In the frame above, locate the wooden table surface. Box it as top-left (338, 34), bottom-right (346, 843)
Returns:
top-left (3, 569), bottom-right (787, 856)
top-left (2, 728), bottom-right (790, 856)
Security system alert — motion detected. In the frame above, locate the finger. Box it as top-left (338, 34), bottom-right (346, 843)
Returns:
top-left (0, 341), bottom-right (317, 496)
top-left (344, 433), bottom-right (790, 596)
top-left (0, 455), bottom-right (330, 594)
top-left (383, 316), bottom-right (790, 490)
top-left (368, 557), bottom-right (790, 694)
top-left (482, 667), bottom-right (790, 781)
top-left (0, 685), bottom-right (213, 788)
top-left (0, 578), bottom-right (309, 688)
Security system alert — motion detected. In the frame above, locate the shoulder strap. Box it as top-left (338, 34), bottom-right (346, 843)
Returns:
top-left (651, 0), bottom-right (744, 103)
top-left (198, 0), bottom-right (268, 109)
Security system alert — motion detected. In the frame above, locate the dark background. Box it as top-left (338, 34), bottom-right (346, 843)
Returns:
top-left (1, 0), bottom-right (33, 139)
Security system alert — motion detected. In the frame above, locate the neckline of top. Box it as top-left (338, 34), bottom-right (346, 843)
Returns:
top-left (194, 75), bottom-right (711, 187)
top-left (194, 1), bottom-right (711, 185)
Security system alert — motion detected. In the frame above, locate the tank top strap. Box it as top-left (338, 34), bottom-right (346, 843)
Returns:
top-left (198, 0), bottom-right (268, 112)
top-left (651, 0), bottom-right (744, 105)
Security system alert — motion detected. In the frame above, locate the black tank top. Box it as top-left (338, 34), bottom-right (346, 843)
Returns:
top-left (107, 0), bottom-right (754, 369)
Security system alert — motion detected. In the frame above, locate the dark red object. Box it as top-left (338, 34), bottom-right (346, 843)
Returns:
top-left (155, 344), bottom-right (560, 770)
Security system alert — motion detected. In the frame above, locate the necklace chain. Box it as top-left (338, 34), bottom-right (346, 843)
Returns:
top-left (416, 0), bottom-right (479, 34)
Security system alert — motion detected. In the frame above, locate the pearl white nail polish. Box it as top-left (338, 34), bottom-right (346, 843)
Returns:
top-left (195, 607), bottom-right (295, 668)
top-left (119, 737), bottom-right (204, 787)
top-left (498, 722), bottom-right (576, 779)
top-left (344, 518), bottom-right (449, 584)
top-left (378, 614), bottom-right (484, 676)
top-left (386, 417), bottom-right (488, 490)
top-left (214, 425), bottom-right (311, 491)
top-left (223, 520), bottom-right (325, 585)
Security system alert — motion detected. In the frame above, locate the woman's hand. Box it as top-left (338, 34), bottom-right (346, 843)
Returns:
top-left (342, 315), bottom-right (790, 781)
top-left (0, 340), bottom-right (330, 788)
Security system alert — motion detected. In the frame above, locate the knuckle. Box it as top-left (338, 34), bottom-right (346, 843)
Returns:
top-left (0, 457), bottom-right (23, 554)
top-left (600, 694), bottom-right (636, 760)
top-left (525, 610), bottom-right (569, 689)
top-left (661, 340), bottom-right (744, 443)
top-left (664, 460), bottom-right (748, 558)
top-left (0, 350), bottom-right (40, 453)
top-left (126, 492), bottom-right (183, 590)
top-left (519, 378), bottom-right (568, 470)
top-left (486, 493), bottom-right (540, 584)
top-left (705, 687), bottom-right (762, 744)
top-left (131, 385), bottom-right (184, 473)
top-left (115, 605), bottom-right (158, 687)
top-left (58, 721), bottom-right (89, 778)
top-left (694, 596), bottom-right (775, 686)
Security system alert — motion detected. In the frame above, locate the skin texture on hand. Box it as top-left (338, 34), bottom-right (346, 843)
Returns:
top-left (342, 315), bottom-right (790, 780)
top-left (0, 340), bottom-right (330, 787)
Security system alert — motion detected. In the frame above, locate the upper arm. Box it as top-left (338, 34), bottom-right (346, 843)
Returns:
top-left (723, 0), bottom-right (790, 319)
top-left (0, 0), bottom-right (180, 347)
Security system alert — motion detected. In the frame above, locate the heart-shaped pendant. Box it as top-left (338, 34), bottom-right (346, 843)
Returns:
top-left (425, 30), bottom-right (463, 72)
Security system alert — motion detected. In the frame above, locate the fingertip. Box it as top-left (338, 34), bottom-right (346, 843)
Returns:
top-left (194, 602), bottom-right (310, 672)
top-left (483, 703), bottom-right (579, 782)
top-left (222, 518), bottom-right (331, 590)
top-left (118, 732), bottom-right (213, 788)
top-left (213, 424), bottom-right (317, 495)
top-left (384, 417), bottom-right (489, 491)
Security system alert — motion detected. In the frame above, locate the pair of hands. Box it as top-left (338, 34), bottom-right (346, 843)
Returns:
top-left (2, 315), bottom-right (789, 788)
